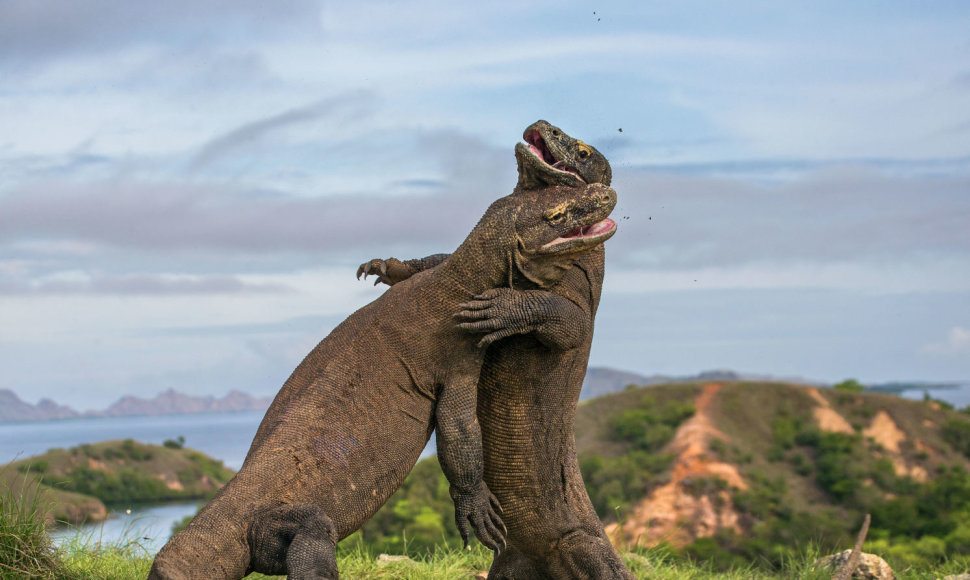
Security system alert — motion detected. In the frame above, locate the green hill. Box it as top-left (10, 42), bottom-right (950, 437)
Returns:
top-left (576, 381), bottom-right (970, 570)
top-left (1, 438), bottom-right (233, 526)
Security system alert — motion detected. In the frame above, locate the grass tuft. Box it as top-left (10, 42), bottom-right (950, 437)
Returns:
top-left (0, 471), bottom-right (60, 579)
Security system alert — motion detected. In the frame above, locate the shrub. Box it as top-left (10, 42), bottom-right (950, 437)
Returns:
top-left (120, 439), bottom-right (154, 461)
top-left (580, 450), bottom-right (673, 519)
top-left (943, 418), bottom-right (970, 458)
top-left (55, 466), bottom-right (175, 505)
top-left (833, 379), bottom-right (865, 392)
top-left (608, 396), bottom-right (694, 452)
top-left (16, 461), bottom-right (48, 475)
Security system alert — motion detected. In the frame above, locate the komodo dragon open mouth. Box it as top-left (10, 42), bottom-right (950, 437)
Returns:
top-left (524, 129), bottom-right (583, 180)
top-left (539, 217), bottom-right (616, 254)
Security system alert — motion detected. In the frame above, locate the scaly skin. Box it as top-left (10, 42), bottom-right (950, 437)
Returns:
top-left (148, 180), bottom-right (617, 580)
top-left (362, 121), bottom-right (634, 579)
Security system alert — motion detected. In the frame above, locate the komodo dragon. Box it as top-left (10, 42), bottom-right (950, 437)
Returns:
top-left (359, 120), bottom-right (634, 579)
top-left (147, 179), bottom-right (618, 580)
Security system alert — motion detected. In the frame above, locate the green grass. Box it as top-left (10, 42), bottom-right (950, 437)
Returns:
top-left (11, 522), bottom-right (970, 580)
top-left (50, 543), bottom-right (970, 579)
top-left (0, 472), bottom-right (59, 579)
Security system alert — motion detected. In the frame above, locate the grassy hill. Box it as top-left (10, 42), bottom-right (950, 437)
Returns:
top-left (574, 381), bottom-right (970, 571)
top-left (0, 438), bottom-right (233, 526)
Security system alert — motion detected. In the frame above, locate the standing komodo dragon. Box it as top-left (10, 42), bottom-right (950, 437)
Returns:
top-left (359, 120), bottom-right (634, 579)
top-left (148, 178), bottom-right (618, 580)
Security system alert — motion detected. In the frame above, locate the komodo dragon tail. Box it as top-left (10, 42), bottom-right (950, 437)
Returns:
top-left (148, 502), bottom-right (252, 580)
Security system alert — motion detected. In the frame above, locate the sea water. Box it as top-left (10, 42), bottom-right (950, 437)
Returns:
top-left (900, 382), bottom-right (970, 408)
top-left (47, 501), bottom-right (202, 555)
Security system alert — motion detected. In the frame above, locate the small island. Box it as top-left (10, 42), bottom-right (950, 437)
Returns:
top-left (1, 438), bottom-right (234, 526)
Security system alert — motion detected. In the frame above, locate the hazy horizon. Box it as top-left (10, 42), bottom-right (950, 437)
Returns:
top-left (1, 2), bottom-right (968, 409)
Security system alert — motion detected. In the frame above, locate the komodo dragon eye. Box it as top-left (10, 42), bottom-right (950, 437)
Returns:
top-left (578, 142), bottom-right (592, 160)
top-left (544, 208), bottom-right (567, 223)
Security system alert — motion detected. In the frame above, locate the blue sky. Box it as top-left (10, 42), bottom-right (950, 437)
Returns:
top-left (1, 1), bottom-right (968, 409)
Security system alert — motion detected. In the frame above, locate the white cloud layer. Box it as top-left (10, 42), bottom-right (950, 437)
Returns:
top-left (923, 327), bottom-right (970, 356)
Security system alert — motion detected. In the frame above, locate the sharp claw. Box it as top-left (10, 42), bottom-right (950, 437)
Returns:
top-left (373, 277), bottom-right (381, 286)
top-left (379, 262), bottom-right (387, 277)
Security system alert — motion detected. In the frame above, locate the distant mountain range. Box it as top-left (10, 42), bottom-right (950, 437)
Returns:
top-left (3, 367), bottom-right (959, 423)
top-left (0, 388), bottom-right (273, 423)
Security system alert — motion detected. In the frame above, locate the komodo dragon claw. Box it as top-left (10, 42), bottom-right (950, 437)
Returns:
top-left (356, 258), bottom-right (412, 286)
top-left (452, 483), bottom-right (507, 553)
top-left (455, 288), bottom-right (538, 348)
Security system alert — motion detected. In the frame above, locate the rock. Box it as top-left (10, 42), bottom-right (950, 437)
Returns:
top-left (376, 554), bottom-right (413, 565)
top-left (815, 550), bottom-right (895, 580)
top-left (474, 572), bottom-right (489, 580)
top-left (940, 575), bottom-right (970, 580)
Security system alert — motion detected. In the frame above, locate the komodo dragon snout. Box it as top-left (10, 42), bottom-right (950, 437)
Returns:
top-left (516, 119), bottom-right (612, 189)
top-left (511, 183), bottom-right (616, 289)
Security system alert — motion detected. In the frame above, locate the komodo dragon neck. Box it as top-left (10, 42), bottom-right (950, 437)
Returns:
top-left (426, 197), bottom-right (522, 297)
top-left (431, 233), bottom-right (513, 298)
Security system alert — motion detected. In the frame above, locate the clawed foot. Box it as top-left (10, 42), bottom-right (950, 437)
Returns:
top-left (451, 482), bottom-right (507, 553)
top-left (356, 258), bottom-right (411, 286)
top-left (455, 288), bottom-right (534, 348)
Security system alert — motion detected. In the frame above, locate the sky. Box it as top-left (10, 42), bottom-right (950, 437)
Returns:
top-left (1, 1), bottom-right (968, 410)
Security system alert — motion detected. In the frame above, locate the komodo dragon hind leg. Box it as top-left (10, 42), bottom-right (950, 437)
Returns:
top-left (488, 532), bottom-right (632, 580)
top-left (544, 530), bottom-right (634, 580)
top-left (247, 503), bottom-right (339, 580)
top-left (488, 545), bottom-right (549, 579)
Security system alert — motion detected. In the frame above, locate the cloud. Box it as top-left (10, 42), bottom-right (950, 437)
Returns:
top-left (186, 92), bottom-right (375, 172)
top-left (0, 128), bottom-right (521, 295)
top-left (0, 126), bottom-right (514, 258)
top-left (2, 152), bottom-right (968, 298)
top-left (0, 272), bottom-right (291, 296)
top-left (0, 1), bottom-right (323, 67)
top-left (604, 259), bottom-right (970, 295)
top-left (923, 327), bottom-right (970, 355)
top-left (0, 178), bottom-right (493, 256)
top-left (952, 71), bottom-right (970, 89)
top-left (608, 165), bottom-right (970, 269)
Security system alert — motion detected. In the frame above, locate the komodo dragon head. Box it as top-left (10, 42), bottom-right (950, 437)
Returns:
top-left (515, 120), bottom-right (612, 190)
top-left (503, 182), bottom-right (617, 288)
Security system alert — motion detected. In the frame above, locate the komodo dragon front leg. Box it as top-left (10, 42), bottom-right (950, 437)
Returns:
top-left (357, 254), bottom-right (448, 286)
top-left (454, 288), bottom-right (589, 350)
top-left (358, 263), bottom-right (588, 351)
top-left (436, 343), bottom-right (507, 550)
